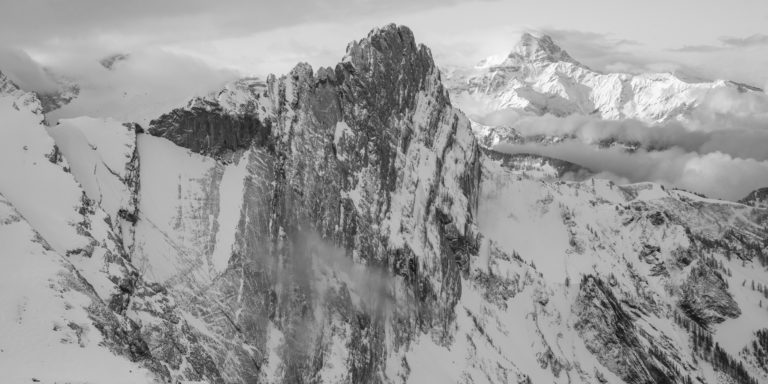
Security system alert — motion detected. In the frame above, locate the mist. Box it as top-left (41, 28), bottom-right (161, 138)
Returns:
top-left (473, 86), bottom-right (768, 200)
top-left (46, 49), bottom-right (238, 125)
top-left (0, 48), bottom-right (60, 93)
top-left (299, 232), bottom-right (414, 318)
top-left (0, 46), bottom-right (238, 125)
top-left (497, 141), bottom-right (768, 200)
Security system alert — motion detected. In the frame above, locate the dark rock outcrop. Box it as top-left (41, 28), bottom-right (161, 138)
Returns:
top-left (740, 187), bottom-right (768, 208)
top-left (678, 264), bottom-right (741, 327)
top-left (149, 102), bottom-right (272, 158)
top-left (574, 275), bottom-right (679, 384)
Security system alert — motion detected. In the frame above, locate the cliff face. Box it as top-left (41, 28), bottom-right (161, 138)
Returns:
top-left (137, 24), bottom-right (482, 382)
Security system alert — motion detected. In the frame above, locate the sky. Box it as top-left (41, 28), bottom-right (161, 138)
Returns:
top-left (1, 0), bottom-right (766, 85)
top-left (0, 0), bottom-right (766, 200)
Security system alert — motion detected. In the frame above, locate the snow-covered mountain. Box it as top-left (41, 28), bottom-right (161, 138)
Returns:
top-left (444, 32), bottom-right (760, 125)
top-left (1, 25), bottom-right (767, 384)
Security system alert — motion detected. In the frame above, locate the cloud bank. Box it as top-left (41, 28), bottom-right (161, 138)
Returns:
top-left (485, 87), bottom-right (768, 201)
top-left (497, 142), bottom-right (768, 201)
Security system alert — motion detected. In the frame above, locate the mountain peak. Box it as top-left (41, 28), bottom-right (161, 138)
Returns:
top-left (343, 23), bottom-right (425, 69)
top-left (0, 69), bottom-right (20, 95)
top-left (474, 32), bottom-right (580, 69)
top-left (512, 32), bottom-right (578, 64)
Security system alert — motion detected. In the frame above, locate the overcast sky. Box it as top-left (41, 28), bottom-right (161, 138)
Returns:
top-left (1, 0), bottom-right (766, 87)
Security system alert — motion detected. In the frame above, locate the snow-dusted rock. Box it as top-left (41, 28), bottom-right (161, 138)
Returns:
top-left (0, 76), bottom-right (225, 384)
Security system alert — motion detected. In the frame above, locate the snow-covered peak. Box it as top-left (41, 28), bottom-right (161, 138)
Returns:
top-left (446, 33), bottom-right (744, 125)
top-left (512, 32), bottom-right (579, 64)
top-left (476, 32), bottom-right (579, 69)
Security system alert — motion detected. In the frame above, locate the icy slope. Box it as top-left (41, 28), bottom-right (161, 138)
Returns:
top-left (0, 72), bottom-right (226, 383)
top-left (0, 196), bottom-right (157, 384)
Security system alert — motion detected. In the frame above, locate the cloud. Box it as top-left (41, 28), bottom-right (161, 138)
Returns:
top-left (670, 34), bottom-right (768, 52)
top-left (531, 29), bottom-right (766, 87)
top-left (477, 86), bottom-right (768, 200)
top-left (720, 34), bottom-right (768, 47)
top-left (303, 232), bottom-right (412, 315)
top-left (671, 45), bottom-right (723, 53)
top-left (496, 142), bottom-right (768, 201)
top-left (46, 49), bottom-right (239, 125)
top-left (534, 28), bottom-right (709, 80)
top-left (0, 0), bottom-right (474, 50)
top-left (0, 48), bottom-right (60, 93)
top-left (537, 29), bottom-right (645, 69)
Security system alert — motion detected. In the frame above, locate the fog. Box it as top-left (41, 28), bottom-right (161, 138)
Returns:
top-left (45, 49), bottom-right (239, 125)
top-left (300, 232), bottom-right (414, 317)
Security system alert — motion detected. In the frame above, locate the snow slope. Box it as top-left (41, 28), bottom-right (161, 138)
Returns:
top-left (0, 196), bottom-right (156, 384)
top-left (0, 71), bottom-right (227, 384)
top-left (46, 117), bottom-right (137, 222)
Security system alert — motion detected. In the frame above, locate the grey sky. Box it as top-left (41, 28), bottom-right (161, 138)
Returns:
top-left (1, 0), bottom-right (766, 86)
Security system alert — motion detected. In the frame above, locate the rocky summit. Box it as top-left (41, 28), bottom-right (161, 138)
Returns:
top-left (0, 24), bottom-right (767, 384)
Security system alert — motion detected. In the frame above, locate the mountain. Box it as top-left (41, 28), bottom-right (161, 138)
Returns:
top-left (741, 188), bottom-right (768, 209)
top-left (443, 32), bottom-right (758, 125)
top-left (1, 25), bottom-right (767, 384)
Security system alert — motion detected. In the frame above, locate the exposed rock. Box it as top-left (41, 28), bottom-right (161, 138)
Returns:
top-left (740, 187), bottom-right (768, 209)
top-left (574, 275), bottom-right (679, 384)
top-left (148, 104), bottom-right (272, 158)
top-left (678, 264), bottom-right (741, 327)
top-left (140, 23), bottom-right (481, 382)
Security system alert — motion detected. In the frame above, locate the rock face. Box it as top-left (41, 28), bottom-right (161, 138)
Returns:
top-left (2, 24), bottom-right (768, 384)
top-left (148, 101), bottom-right (271, 158)
top-left (136, 24), bottom-right (482, 382)
top-left (679, 264), bottom-right (741, 327)
top-left (740, 187), bottom-right (768, 209)
top-left (574, 275), bottom-right (678, 384)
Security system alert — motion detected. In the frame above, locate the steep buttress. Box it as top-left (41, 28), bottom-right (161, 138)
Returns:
top-left (142, 24), bottom-right (482, 382)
